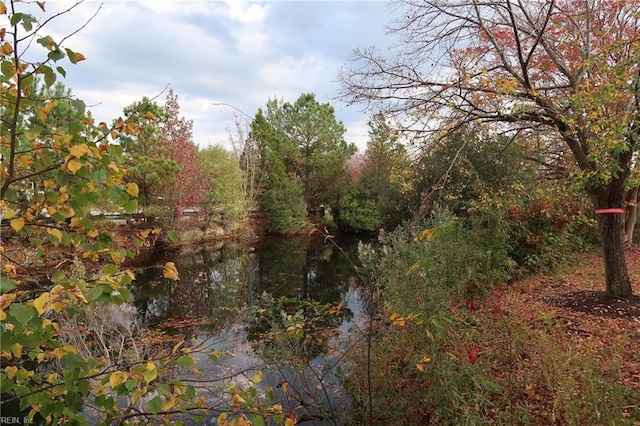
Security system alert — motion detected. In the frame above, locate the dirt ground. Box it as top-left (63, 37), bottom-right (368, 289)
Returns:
top-left (505, 245), bottom-right (640, 392)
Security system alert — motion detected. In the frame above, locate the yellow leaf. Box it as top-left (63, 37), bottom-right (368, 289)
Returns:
top-left (50, 284), bottom-right (65, 300)
top-left (18, 155), bottom-right (34, 168)
top-left (110, 250), bottom-right (124, 264)
top-left (281, 381), bottom-right (289, 394)
top-left (144, 112), bottom-right (156, 120)
top-left (109, 371), bottom-right (129, 389)
top-left (125, 121), bottom-right (139, 135)
top-left (10, 343), bottom-right (22, 358)
top-left (3, 208), bottom-right (17, 219)
top-left (3, 263), bottom-right (16, 276)
top-left (1, 42), bottom-right (13, 55)
top-left (36, 1), bottom-right (45, 12)
top-left (237, 417), bottom-right (251, 426)
top-left (161, 399), bottom-right (175, 412)
top-left (74, 52), bottom-right (86, 62)
top-left (125, 182), bottom-right (139, 197)
top-left (68, 143), bottom-right (90, 159)
top-left (32, 292), bottom-right (50, 315)
top-left (217, 413), bottom-right (228, 426)
top-left (108, 162), bottom-right (120, 172)
top-left (0, 293), bottom-right (16, 311)
top-left (67, 284), bottom-right (88, 304)
top-left (67, 158), bottom-right (82, 174)
top-left (285, 417), bottom-right (296, 426)
top-left (88, 229), bottom-right (99, 238)
top-left (162, 262), bottom-right (180, 281)
top-left (52, 345), bottom-right (77, 360)
top-left (10, 217), bottom-right (24, 232)
top-left (143, 362), bottom-right (157, 383)
top-left (5, 366), bottom-right (18, 380)
top-left (250, 370), bottom-right (264, 383)
top-left (131, 386), bottom-right (148, 404)
top-left (47, 228), bottom-right (63, 242)
top-left (231, 393), bottom-right (246, 408)
top-left (0, 2), bottom-right (7, 15)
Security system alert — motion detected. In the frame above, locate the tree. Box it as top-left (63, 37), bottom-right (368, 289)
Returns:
top-left (359, 113), bottom-right (412, 229)
top-left (160, 89), bottom-right (205, 215)
top-left (227, 114), bottom-right (264, 218)
top-left (252, 93), bottom-right (357, 213)
top-left (338, 0), bottom-right (639, 297)
top-left (116, 97), bottom-right (179, 210)
top-left (0, 3), bottom-right (204, 423)
top-left (199, 144), bottom-right (245, 226)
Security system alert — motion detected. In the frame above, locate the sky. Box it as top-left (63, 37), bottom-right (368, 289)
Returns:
top-left (13, 0), bottom-right (401, 151)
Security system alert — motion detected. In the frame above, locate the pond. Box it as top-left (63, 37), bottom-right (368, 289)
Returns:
top-left (130, 234), bottom-right (372, 425)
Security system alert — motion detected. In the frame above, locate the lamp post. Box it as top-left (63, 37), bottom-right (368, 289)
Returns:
top-left (211, 102), bottom-right (253, 121)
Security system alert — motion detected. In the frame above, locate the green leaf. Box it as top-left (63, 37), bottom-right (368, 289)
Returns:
top-left (0, 277), bottom-right (16, 294)
top-left (251, 415), bottom-right (266, 426)
top-left (123, 199), bottom-right (138, 213)
top-left (42, 66), bottom-right (56, 86)
top-left (65, 48), bottom-right (77, 64)
top-left (10, 12), bottom-right (23, 27)
top-left (71, 99), bottom-right (86, 112)
top-left (9, 304), bottom-right (35, 324)
top-left (147, 396), bottom-right (162, 415)
top-left (1, 60), bottom-right (14, 78)
top-left (175, 355), bottom-right (193, 368)
top-left (103, 264), bottom-right (119, 275)
top-left (21, 14), bottom-right (35, 32)
top-left (117, 287), bottom-right (131, 302)
top-left (56, 66), bottom-right (66, 77)
top-left (47, 49), bottom-right (65, 62)
top-left (167, 230), bottom-right (179, 242)
top-left (156, 383), bottom-right (171, 397)
top-left (51, 271), bottom-right (65, 283)
top-left (124, 378), bottom-right (137, 392)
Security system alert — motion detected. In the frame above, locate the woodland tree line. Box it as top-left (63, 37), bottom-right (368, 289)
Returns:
top-left (1, 0), bottom-right (638, 424)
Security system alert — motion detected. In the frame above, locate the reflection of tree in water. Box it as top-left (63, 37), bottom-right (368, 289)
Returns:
top-left (132, 235), bottom-right (369, 345)
top-left (253, 235), bottom-right (362, 304)
top-left (131, 243), bottom-right (249, 338)
top-left (129, 236), bottom-right (369, 422)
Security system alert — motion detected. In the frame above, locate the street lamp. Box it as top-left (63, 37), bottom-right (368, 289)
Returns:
top-left (211, 102), bottom-right (253, 121)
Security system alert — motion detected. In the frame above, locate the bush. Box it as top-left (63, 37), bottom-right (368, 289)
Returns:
top-left (263, 178), bottom-right (307, 233)
top-left (344, 206), bottom-right (632, 425)
top-left (338, 188), bottom-right (382, 233)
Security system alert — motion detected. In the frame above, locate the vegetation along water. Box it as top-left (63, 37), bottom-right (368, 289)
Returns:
top-left (1, 1), bottom-right (639, 425)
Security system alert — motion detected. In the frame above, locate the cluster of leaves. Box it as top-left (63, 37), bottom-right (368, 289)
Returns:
top-left (0, 2), bottom-right (208, 423)
top-left (247, 294), bottom-right (351, 362)
top-left (245, 293), bottom-right (353, 423)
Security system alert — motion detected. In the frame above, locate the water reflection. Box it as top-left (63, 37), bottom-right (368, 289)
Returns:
top-left (130, 234), bottom-right (371, 424)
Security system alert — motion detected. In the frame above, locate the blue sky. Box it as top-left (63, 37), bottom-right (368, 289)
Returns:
top-left (20, 1), bottom-right (399, 151)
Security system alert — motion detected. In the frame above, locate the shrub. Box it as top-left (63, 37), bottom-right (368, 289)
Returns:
top-left (338, 188), bottom-right (382, 233)
top-left (263, 178), bottom-right (307, 233)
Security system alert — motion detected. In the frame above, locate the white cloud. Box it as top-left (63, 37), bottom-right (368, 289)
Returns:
top-left (9, 1), bottom-right (395, 152)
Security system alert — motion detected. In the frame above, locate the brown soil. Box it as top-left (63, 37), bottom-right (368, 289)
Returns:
top-left (505, 244), bottom-right (640, 392)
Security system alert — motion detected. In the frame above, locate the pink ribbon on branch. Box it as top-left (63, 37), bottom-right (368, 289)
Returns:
top-left (594, 208), bottom-right (625, 214)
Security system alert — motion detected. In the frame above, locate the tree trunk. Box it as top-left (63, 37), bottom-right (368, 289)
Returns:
top-left (624, 186), bottom-right (639, 243)
top-left (592, 191), bottom-right (634, 298)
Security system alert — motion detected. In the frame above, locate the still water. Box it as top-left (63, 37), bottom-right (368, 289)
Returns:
top-left (131, 234), bottom-right (371, 425)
